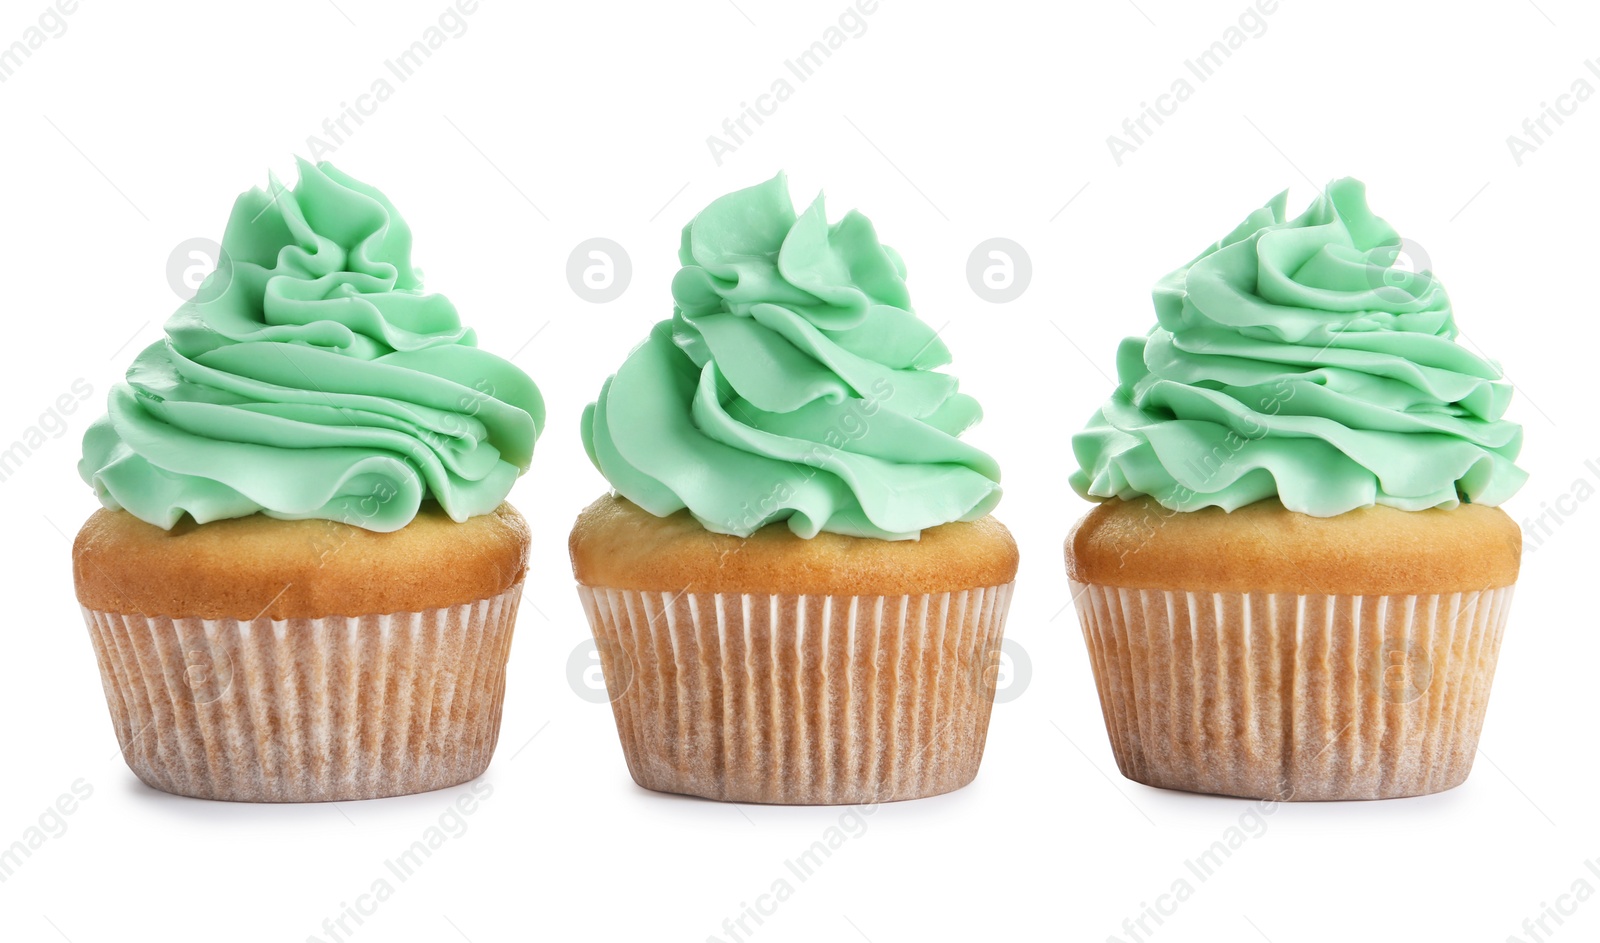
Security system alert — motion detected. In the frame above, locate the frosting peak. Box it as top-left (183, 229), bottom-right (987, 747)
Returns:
top-left (1071, 177), bottom-right (1526, 517)
top-left (583, 173), bottom-right (1001, 540)
top-left (81, 160), bottom-right (545, 532)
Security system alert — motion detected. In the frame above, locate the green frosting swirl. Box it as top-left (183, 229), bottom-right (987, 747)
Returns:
top-left (80, 159), bottom-right (545, 532)
top-left (1071, 177), bottom-right (1526, 516)
top-left (582, 173), bottom-right (1001, 540)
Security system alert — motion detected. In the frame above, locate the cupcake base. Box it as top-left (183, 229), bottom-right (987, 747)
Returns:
top-left (83, 583), bottom-right (522, 802)
top-left (578, 583), bottom-right (1014, 804)
top-left (1072, 581), bottom-right (1513, 800)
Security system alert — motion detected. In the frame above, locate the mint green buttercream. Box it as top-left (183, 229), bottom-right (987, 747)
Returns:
top-left (80, 159), bottom-right (544, 532)
top-left (582, 173), bottom-right (1001, 540)
top-left (1070, 178), bottom-right (1526, 516)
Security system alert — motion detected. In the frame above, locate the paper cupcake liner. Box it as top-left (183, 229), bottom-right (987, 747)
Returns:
top-left (576, 583), bottom-right (1015, 805)
top-left (82, 583), bottom-right (522, 802)
top-left (1071, 581), bottom-right (1514, 800)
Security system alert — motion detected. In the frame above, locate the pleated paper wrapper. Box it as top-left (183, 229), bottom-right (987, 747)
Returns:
top-left (1071, 581), bottom-right (1514, 800)
top-left (577, 583), bottom-right (1015, 805)
top-left (82, 583), bottom-right (522, 802)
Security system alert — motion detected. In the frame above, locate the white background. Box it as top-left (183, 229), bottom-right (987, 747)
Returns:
top-left (1, 0), bottom-right (1595, 940)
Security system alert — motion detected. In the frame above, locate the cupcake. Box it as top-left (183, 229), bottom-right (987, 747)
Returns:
top-left (74, 160), bottom-right (545, 802)
top-left (571, 173), bottom-right (1017, 805)
top-left (1066, 179), bottom-right (1525, 801)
